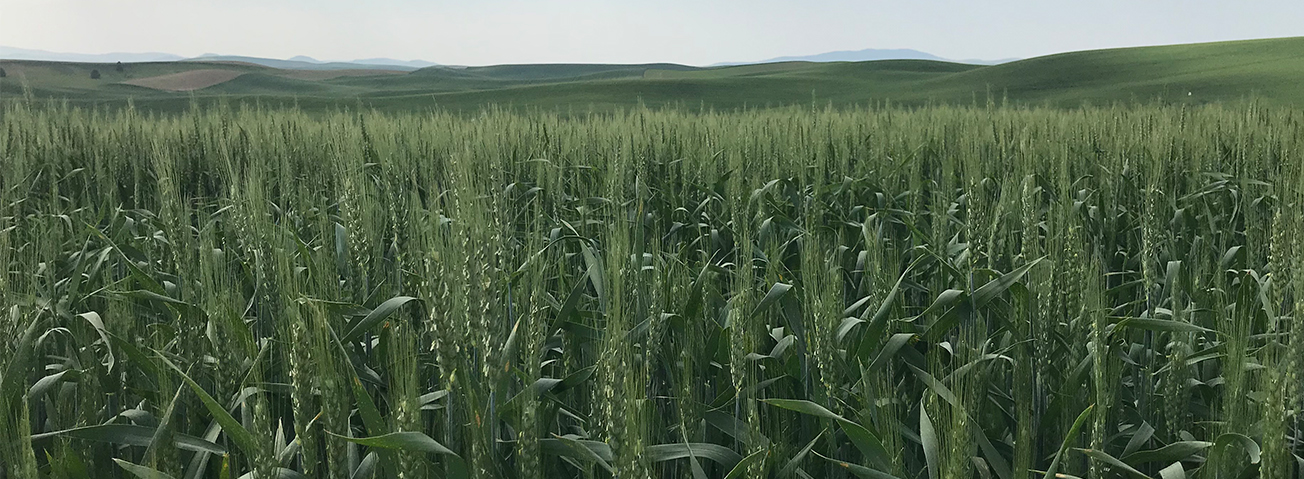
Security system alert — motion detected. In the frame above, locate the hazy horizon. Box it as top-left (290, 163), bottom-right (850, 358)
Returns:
top-left (2, 0), bottom-right (1302, 66)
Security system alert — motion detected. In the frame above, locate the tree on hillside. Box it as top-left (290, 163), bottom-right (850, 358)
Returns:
top-left (0, 67), bottom-right (6, 78)
top-left (90, 69), bottom-right (101, 80)
top-left (115, 62), bottom-right (124, 72)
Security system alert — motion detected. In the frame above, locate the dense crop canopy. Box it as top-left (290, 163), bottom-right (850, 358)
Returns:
top-left (0, 104), bottom-right (1300, 478)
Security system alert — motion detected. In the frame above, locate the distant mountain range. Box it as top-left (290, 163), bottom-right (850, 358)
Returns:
top-left (268, 55), bottom-right (439, 69)
top-left (714, 48), bottom-right (1017, 66)
top-left (0, 46), bottom-right (186, 63)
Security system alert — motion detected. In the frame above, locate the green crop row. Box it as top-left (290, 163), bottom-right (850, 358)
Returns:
top-left (0, 103), bottom-right (1299, 478)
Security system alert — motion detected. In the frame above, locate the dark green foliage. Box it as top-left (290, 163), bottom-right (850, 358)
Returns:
top-left (0, 103), bottom-right (1299, 479)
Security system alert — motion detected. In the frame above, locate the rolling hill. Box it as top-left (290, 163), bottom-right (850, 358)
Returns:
top-left (185, 55), bottom-right (421, 72)
top-left (3, 36), bottom-right (1304, 113)
top-left (712, 48), bottom-right (1016, 66)
top-left (0, 46), bottom-right (438, 71)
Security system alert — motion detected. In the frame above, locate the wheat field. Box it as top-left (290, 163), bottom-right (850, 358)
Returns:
top-left (0, 103), bottom-right (1299, 478)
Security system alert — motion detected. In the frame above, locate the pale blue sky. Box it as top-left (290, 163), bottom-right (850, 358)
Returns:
top-left (2, 0), bottom-right (1301, 65)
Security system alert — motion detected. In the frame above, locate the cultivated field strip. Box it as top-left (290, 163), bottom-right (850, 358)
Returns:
top-left (0, 104), bottom-right (1300, 478)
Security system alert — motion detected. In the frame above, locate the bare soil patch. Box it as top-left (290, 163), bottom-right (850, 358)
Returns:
top-left (122, 69), bottom-right (244, 91)
top-left (275, 69), bottom-right (408, 81)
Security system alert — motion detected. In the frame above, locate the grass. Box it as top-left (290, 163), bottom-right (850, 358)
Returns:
top-left (0, 101), bottom-right (1300, 479)
top-left (5, 36), bottom-right (1304, 112)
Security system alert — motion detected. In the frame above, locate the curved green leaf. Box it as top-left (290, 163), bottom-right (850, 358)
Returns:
top-left (724, 450), bottom-right (768, 479)
top-left (1041, 406), bottom-right (1093, 479)
top-left (1078, 448), bottom-right (1153, 479)
top-left (814, 451), bottom-right (905, 479)
top-left (1111, 318), bottom-right (1212, 336)
top-left (1122, 441), bottom-right (1213, 466)
top-left (547, 435), bottom-right (614, 474)
top-left (351, 452), bottom-right (378, 479)
top-left (540, 437), bottom-right (613, 462)
top-left (858, 257), bottom-right (923, 347)
top-left (28, 370), bottom-right (71, 399)
top-left (1210, 433), bottom-right (1261, 465)
top-left (236, 468), bottom-right (309, 479)
top-left (752, 282), bottom-right (793, 317)
top-left (342, 296), bottom-right (420, 343)
top-left (331, 431), bottom-right (455, 455)
top-left (1121, 422), bottom-right (1156, 458)
top-left (112, 459), bottom-right (177, 479)
top-left (906, 365), bottom-right (960, 407)
top-left (972, 258), bottom-right (1043, 308)
top-left (1, 312), bottom-right (43, 402)
top-left (330, 431), bottom-right (468, 479)
top-left (920, 405), bottom-right (940, 479)
top-left (1158, 462), bottom-right (1186, 479)
top-left (32, 424), bottom-right (227, 455)
top-left (919, 289), bottom-right (966, 318)
top-left (864, 334), bottom-right (915, 375)
top-left (762, 399), bottom-right (891, 469)
top-left (77, 311), bottom-right (115, 371)
top-left (158, 356), bottom-right (260, 456)
top-left (646, 443), bottom-right (743, 469)
top-left (779, 429), bottom-right (823, 478)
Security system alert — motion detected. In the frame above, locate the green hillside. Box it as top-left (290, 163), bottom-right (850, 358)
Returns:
top-left (912, 36), bottom-right (1304, 104)
top-left (4, 36), bottom-right (1304, 112)
top-left (183, 55), bottom-right (421, 71)
top-left (0, 60), bottom-right (258, 97)
top-left (444, 63), bottom-right (699, 81)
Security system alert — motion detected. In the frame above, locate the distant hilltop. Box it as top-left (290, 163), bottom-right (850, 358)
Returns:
top-left (7, 36), bottom-right (1303, 113)
top-left (713, 48), bottom-right (1017, 66)
top-left (1, 45), bottom-right (1015, 70)
top-left (0, 46), bottom-right (438, 71)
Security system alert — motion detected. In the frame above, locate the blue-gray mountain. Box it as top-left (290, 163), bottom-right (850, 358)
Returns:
top-left (0, 46), bottom-right (184, 63)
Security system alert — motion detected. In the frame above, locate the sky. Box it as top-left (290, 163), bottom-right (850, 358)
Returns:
top-left (2, 0), bottom-right (1302, 66)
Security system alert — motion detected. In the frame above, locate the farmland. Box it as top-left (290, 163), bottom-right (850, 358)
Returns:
top-left (0, 102), bottom-right (1300, 479)
top-left (4, 36), bottom-right (1304, 113)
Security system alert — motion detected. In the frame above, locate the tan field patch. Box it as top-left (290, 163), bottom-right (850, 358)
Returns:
top-left (275, 69), bottom-right (408, 81)
top-left (122, 69), bottom-right (245, 91)
top-left (186, 60), bottom-right (265, 68)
